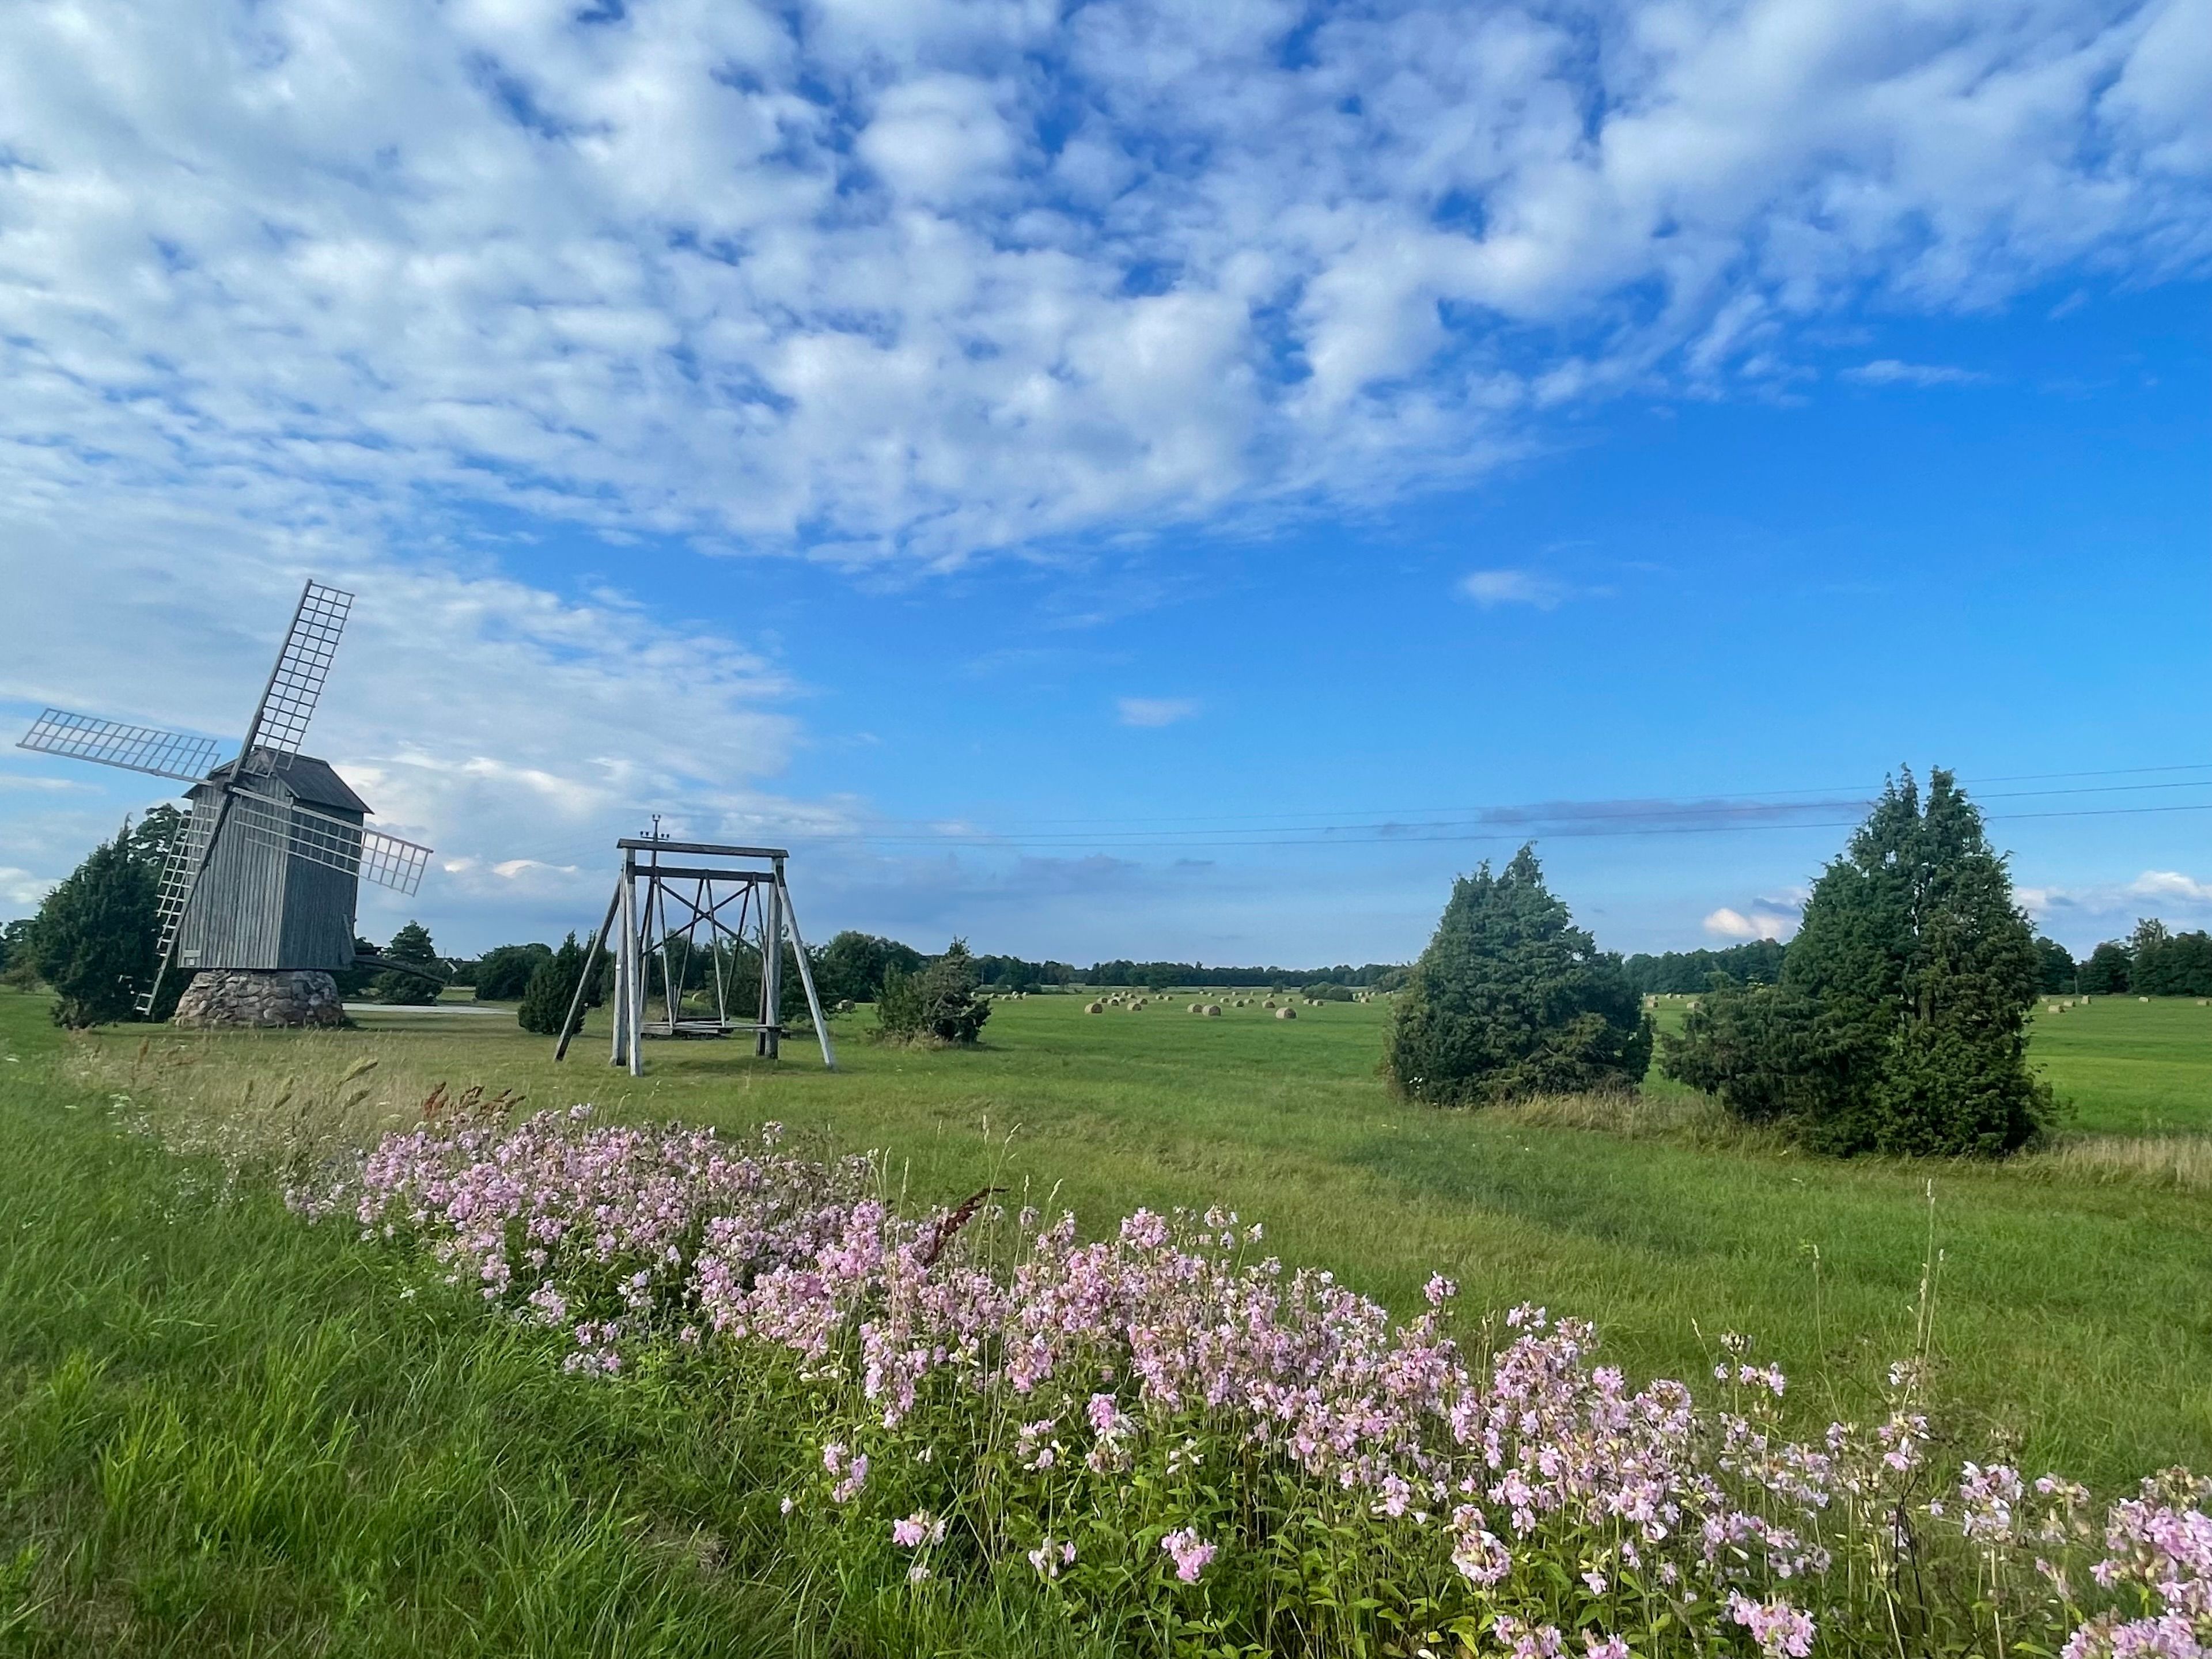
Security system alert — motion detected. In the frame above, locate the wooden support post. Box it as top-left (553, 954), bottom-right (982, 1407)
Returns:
top-left (554, 882), bottom-right (622, 1061)
top-left (623, 861), bottom-right (645, 1077)
top-left (611, 859), bottom-right (635, 1071)
top-left (757, 872), bottom-right (783, 1058)
top-left (777, 860), bottom-right (837, 1071)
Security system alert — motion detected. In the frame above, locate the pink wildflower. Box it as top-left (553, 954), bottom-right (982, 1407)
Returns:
top-left (1161, 1527), bottom-right (1217, 1583)
top-left (1728, 1593), bottom-right (1815, 1658)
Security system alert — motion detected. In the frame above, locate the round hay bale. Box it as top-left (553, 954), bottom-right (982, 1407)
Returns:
top-left (1085, 1001), bottom-right (1104, 1014)
top-left (1188, 1002), bottom-right (1202, 1013)
top-left (1275, 1006), bottom-right (1297, 1020)
top-left (835, 998), bottom-right (855, 1014)
top-left (2141, 995), bottom-right (2152, 1003)
top-left (1203, 1004), bottom-right (1221, 1016)
top-left (1262, 999), bottom-right (1276, 1009)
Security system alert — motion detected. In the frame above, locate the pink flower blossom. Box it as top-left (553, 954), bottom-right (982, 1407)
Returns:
top-left (1161, 1527), bottom-right (1217, 1583)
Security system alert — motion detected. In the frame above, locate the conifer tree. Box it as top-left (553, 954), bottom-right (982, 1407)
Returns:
top-left (1663, 768), bottom-right (2050, 1156)
top-left (29, 825), bottom-right (158, 1027)
top-left (1385, 845), bottom-right (1651, 1106)
top-left (518, 931), bottom-right (588, 1035)
top-left (873, 940), bottom-right (990, 1046)
top-left (373, 920), bottom-right (442, 1005)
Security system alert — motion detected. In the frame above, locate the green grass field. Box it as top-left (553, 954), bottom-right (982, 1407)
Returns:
top-left (18, 987), bottom-right (2212, 1491)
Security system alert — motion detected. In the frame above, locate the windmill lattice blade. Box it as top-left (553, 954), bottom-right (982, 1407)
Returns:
top-left (137, 805), bottom-right (216, 1015)
top-left (228, 791), bottom-right (433, 896)
top-left (244, 582), bottom-right (351, 768)
top-left (18, 709), bottom-right (226, 783)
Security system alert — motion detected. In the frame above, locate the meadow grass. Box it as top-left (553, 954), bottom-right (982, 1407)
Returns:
top-left (39, 988), bottom-right (2212, 1489)
top-left (0, 995), bottom-right (1119, 1657)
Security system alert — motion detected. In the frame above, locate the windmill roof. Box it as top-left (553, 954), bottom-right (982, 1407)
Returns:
top-left (203, 752), bottom-right (373, 816)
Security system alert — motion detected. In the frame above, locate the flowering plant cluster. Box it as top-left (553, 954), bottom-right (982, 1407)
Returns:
top-left (291, 1103), bottom-right (2206, 1657)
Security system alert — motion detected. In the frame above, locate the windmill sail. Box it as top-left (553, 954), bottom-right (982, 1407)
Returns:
top-left (18, 710), bottom-right (227, 783)
top-left (241, 582), bottom-right (351, 771)
top-left (226, 790), bottom-right (433, 896)
top-left (136, 804), bottom-right (218, 1015)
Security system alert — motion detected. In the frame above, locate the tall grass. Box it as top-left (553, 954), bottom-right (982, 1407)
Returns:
top-left (0, 1009), bottom-right (1092, 1656)
top-left (43, 993), bottom-right (2212, 1486)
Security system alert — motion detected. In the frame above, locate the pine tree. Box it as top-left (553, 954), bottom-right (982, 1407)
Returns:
top-left (30, 825), bottom-right (159, 1027)
top-left (1385, 845), bottom-right (1651, 1107)
top-left (518, 932), bottom-right (588, 1035)
top-left (1662, 768), bottom-right (2050, 1156)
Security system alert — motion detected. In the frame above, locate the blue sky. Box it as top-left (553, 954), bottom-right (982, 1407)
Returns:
top-left (1, 0), bottom-right (2207, 964)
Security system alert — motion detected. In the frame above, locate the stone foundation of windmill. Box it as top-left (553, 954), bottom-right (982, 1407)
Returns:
top-left (172, 969), bottom-right (350, 1030)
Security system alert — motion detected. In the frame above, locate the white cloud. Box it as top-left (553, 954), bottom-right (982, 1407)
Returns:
top-left (0, 868), bottom-right (52, 910)
top-left (0, 0), bottom-right (2201, 570)
top-left (1459, 569), bottom-right (1569, 609)
top-left (2027, 870), bottom-right (2212, 922)
top-left (2128, 870), bottom-right (2212, 904)
top-left (0, 495), bottom-right (832, 946)
top-left (1703, 905), bottom-right (1799, 941)
top-left (1117, 696), bottom-right (1200, 728)
top-left (1844, 359), bottom-right (1990, 386)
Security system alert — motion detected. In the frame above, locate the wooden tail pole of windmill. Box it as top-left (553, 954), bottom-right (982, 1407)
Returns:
top-left (552, 881), bottom-right (623, 1062)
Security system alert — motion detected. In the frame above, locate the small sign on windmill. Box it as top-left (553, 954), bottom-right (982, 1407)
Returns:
top-left (16, 580), bottom-right (437, 1027)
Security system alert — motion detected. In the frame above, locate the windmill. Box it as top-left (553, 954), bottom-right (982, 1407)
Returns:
top-left (16, 580), bottom-right (434, 1025)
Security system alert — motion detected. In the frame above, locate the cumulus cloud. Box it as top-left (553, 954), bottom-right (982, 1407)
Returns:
top-left (0, 868), bottom-right (51, 910)
top-left (1118, 697), bottom-right (1200, 728)
top-left (1459, 569), bottom-right (1570, 609)
top-left (1703, 906), bottom-right (1798, 941)
top-left (2024, 870), bottom-right (2212, 922)
top-left (0, 0), bottom-right (2203, 570)
top-left (0, 496), bottom-right (831, 944)
top-left (1702, 886), bottom-right (1808, 940)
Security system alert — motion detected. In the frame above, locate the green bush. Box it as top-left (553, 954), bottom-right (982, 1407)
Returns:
top-left (1385, 845), bottom-right (1650, 1106)
top-left (1662, 768), bottom-right (2051, 1156)
top-left (874, 940), bottom-right (991, 1046)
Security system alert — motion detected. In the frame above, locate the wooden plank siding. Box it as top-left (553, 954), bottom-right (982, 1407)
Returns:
top-left (176, 774), bottom-right (363, 971)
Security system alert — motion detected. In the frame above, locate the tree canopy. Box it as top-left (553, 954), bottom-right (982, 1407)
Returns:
top-left (1622, 939), bottom-right (1786, 995)
top-left (474, 942), bottom-right (554, 1001)
top-left (2033, 935), bottom-right (2077, 994)
top-left (28, 825), bottom-right (160, 1027)
top-left (372, 921), bottom-right (442, 1006)
top-left (815, 932), bottom-right (928, 1005)
top-left (874, 940), bottom-right (991, 1046)
top-left (1384, 845), bottom-right (1651, 1107)
top-left (1660, 768), bottom-right (2050, 1157)
top-left (2078, 941), bottom-right (2131, 995)
top-left (518, 932), bottom-right (591, 1035)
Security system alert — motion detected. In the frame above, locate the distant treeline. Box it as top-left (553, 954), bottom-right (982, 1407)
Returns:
top-left (1085, 960), bottom-right (1405, 991)
top-left (2073, 919), bottom-right (2212, 998)
top-left (1622, 939), bottom-right (1787, 994)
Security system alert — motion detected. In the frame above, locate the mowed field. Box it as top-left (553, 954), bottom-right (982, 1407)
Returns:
top-left (20, 986), bottom-right (2212, 1487)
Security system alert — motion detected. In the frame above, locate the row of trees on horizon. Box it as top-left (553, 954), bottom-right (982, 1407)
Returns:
top-left (5, 801), bottom-right (2208, 1037)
